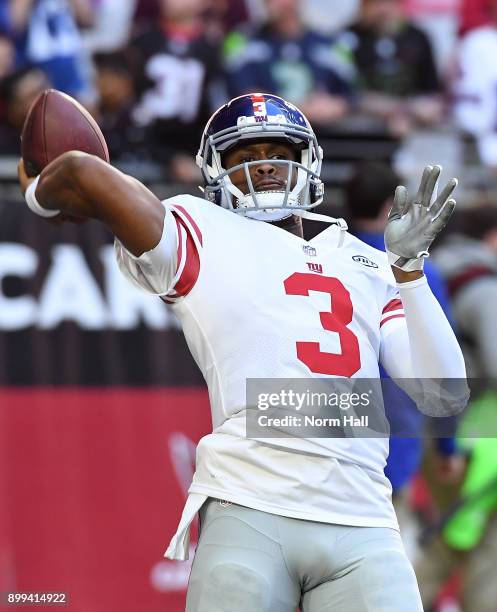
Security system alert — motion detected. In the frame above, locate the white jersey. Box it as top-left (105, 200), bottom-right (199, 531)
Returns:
top-left (115, 194), bottom-right (406, 559)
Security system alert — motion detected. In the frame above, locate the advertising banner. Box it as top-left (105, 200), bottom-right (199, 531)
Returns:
top-left (0, 388), bottom-right (211, 612)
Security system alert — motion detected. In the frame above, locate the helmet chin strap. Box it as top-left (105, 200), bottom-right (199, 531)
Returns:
top-left (223, 173), bottom-right (348, 228)
top-left (294, 208), bottom-right (348, 229)
top-left (232, 190), bottom-right (350, 229)
top-left (294, 210), bottom-right (348, 247)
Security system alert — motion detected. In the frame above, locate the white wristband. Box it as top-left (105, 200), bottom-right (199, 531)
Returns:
top-left (387, 249), bottom-right (427, 272)
top-left (25, 176), bottom-right (60, 218)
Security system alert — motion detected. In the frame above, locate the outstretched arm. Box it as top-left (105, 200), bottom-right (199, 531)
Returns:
top-left (381, 165), bottom-right (468, 416)
top-left (18, 152), bottom-right (165, 256)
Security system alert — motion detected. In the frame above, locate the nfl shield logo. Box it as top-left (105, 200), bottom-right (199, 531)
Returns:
top-left (302, 245), bottom-right (316, 257)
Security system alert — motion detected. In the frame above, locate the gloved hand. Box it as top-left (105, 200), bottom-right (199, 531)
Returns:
top-left (385, 165), bottom-right (458, 272)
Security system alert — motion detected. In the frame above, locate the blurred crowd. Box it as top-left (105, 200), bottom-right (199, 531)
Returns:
top-left (1, 0), bottom-right (497, 181)
top-left (1, 1), bottom-right (497, 611)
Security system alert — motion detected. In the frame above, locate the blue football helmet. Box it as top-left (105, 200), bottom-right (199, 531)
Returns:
top-left (196, 93), bottom-right (324, 222)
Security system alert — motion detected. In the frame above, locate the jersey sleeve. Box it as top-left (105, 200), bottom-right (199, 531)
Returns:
top-left (114, 200), bottom-right (203, 300)
top-left (380, 285), bottom-right (410, 378)
top-left (380, 290), bottom-right (405, 334)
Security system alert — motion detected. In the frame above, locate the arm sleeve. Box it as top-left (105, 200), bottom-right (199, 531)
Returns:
top-left (424, 261), bottom-right (453, 323)
top-left (381, 276), bottom-right (466, 378)
top-left (380, 276), bottom-right (469, 416)
top-left (114, 202), bottom-right (202, 299)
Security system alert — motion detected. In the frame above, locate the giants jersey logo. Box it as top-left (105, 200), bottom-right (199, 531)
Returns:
top-left (307, 262), bottom-right (323, 274)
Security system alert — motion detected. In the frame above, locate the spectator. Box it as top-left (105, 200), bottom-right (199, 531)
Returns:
top-left (201, 0), bottom-right (267, 39)
top-left (302, 0), bottom-right (360, 34)
top-left (345, 161), bottom-right (463, 531)
top-left (459, 0), bottom-right (494, 36)
top-left (0, 67), bottom-right (50, 156)
top-left (93, 51), bottom-right (145, 162)
top-left (221, 0), bottom-right (266, 30)
top-left (133, 0), bottom-right (160, 30)
top-left (433, 205), bottom-right (497, 382)
top-left (416, 205), bottom-right (497, 612)
top-left (223, 0), bottom-right (354, 126)
top-left (130, 0), bottom-right (225, 182)
top-left (0, 31), bottom-right (15, 119)
top-left (5, 0), bottom-right (94, 103)
top-left (345, 0), bottom-right (443, 136)
top-left (452, 1), bottom-right (497, 169)
top-left (403, 0), bottom-right (459, 74)
top-left (0, 32), bottom-right (14, 79)
top-left (82, 0), bottom-right (137, 54)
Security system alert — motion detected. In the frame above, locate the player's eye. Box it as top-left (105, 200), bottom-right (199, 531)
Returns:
top-left (240, 156), bottom-right (255, 163)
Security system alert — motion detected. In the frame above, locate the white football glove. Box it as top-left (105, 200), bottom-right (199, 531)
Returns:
top-left (385, 165), bottom-right (458, 272)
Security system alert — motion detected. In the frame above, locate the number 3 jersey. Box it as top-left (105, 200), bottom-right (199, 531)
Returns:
top-left (115, 194), bottom-right (407, 559)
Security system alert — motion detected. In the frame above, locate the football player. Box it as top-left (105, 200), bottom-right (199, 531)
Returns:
top-left (19, 93), bottom-right (467, 611)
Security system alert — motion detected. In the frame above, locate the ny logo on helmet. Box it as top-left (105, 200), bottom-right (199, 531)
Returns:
top-left (251, 94), bottom-right (268, 122)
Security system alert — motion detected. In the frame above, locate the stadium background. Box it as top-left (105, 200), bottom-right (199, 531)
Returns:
top-left (1, 0), bottom-right (497, 610)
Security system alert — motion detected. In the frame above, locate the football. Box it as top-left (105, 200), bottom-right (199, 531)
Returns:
top-left (21, 89), bottom-right (110, 177)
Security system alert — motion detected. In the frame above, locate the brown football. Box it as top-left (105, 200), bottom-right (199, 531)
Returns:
top-left (21, 89), bottom-right (109, 177)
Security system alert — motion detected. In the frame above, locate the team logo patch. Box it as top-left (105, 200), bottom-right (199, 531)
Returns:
top-left (307, 262), bottom-right (323, 274)
top-left (302, 245), bottom-right (317, 257)
top-left (251, 94), bottom-right (268, 122)
top-left (352, 255), bottom-right (378, 268)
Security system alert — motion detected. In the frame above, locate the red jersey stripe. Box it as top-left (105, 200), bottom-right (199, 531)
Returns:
top-left (174, 216), bottom-right (183, 278)
top-left (380, 313), bottom-right (405, 328)
top-left (171, 213), bottom-right (200, 297)
top-left (173, 205), bottom-right (203, 246)
top-left (382, 298), bottom-right (403, 315)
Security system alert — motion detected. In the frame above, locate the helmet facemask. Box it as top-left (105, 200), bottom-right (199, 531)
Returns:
top-left (197, 114), bottom-right (324, 222)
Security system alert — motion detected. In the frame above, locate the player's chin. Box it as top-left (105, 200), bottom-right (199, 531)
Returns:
top-left (254, 185), bottom-right (285, 192)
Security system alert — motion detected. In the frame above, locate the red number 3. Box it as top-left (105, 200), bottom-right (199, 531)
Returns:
top-left (284, 272), bottom-right (361, 377)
